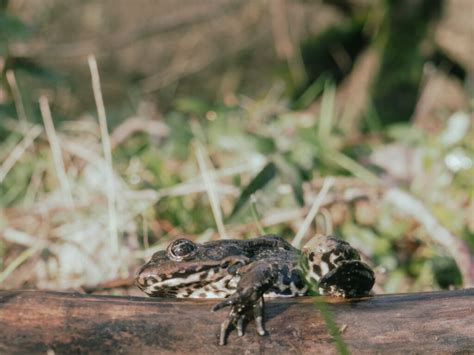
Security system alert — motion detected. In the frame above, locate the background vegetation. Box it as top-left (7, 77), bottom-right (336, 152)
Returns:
top-left (0, 0), bottom-right (472, 295)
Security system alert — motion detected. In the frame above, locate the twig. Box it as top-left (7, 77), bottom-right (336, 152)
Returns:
top-left (39, 96), bottom-right (74, 208)
top-left (324, 148), bottom-right (380, 185)
top-left (110, 116), bottom-right (169, 149)
top-left (227, 187), bottom-right (373, 235)
top-left (23, 162), bottom-right (45, 206)
top-left (122, 173), bottom-right (241, 203)
top-left (316, 208), bottom-right (334, 235)
top-left (159, 183), bottom-right (238, 199)
top-left (5, 70), bottom-right (28, 132)
top-left (0, 125), bottom-right (42, 184)
top-left (82, 276), bottom-right (135, 293)
top-left (384, 187), bottom-right (474, 287)
top-left (0, 247), bottom-right (39, 285)
top-left (292, 177), bottom-right (334, 247)
top-left (60, 139), bottom-right (105, 167)
top-left (182, 160), bottom-right (265, 185)
top-left (88, 55), bottom-right (119, 257)
top-left (1, 228), bottom-right (46, 249)
top-left (195, 142), bottom-right (228, 239)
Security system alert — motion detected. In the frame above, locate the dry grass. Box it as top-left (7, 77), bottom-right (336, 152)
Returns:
top-left (0, 50), bottom-right (472, 294)
top-left (1, 103), bottom-right (471, 292)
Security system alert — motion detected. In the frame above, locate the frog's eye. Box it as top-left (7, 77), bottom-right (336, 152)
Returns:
top-left (167, 239), bottom-right (197, 261)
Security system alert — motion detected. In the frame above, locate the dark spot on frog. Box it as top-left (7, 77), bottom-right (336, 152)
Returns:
top-left (292, 270), bottom-right (306, 289)
top-left (280, 265), bottom-right (292, 285)
top-left (321, 251), bottom-right (332, 265)
top-left (312, 264), bottom-right (321, 276)
top-left (205, 248), bottom-right (224, 260)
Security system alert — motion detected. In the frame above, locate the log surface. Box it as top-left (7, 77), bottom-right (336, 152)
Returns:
top-left (0, 289), bottom-right (473, 354)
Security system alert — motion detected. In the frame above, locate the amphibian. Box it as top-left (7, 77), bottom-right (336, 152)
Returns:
top-left (136, 234), bottom-right (374, 345)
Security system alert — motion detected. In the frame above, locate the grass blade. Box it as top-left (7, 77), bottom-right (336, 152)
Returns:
top-left (292, 177), bottom-right (334, 248)
top-left (195, 142), bottom-right (228, 239)
top-left (0, 125), bottom-right (42, 184)
top-left (88, 54), bottom-right (119, 257)
top-left (318, 81), bottom-right (336, 141)
top-left (273, 155), bottom-right (305, 206)
top-left (39, 96), bottom-right (74, 208)
top-left (250, 194), bottom-right (266, 235)
top-left (0, 247), bottom-right (39, 285)
top-left (229, 161), bottom-right (277, 219)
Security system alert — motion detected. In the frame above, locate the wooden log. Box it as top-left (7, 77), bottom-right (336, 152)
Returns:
top-left (0, 289), bottom-right (473, 354)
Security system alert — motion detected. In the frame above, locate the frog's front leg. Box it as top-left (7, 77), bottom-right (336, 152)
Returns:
top-left (211, 261), bottom-right (277, 345)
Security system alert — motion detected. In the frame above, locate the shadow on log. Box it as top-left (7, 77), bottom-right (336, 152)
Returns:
top-left (0, 289), bottom-right (473, 354)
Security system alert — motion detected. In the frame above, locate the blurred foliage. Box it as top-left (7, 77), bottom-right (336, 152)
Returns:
top-left (0, 0), bottom-right (472, 293)
top-left (371, 0), bottom-right (444, 125)
top-left (296, 18), bottom-right (368, 99)
top-left (0, 5), bottom-right (63, 138)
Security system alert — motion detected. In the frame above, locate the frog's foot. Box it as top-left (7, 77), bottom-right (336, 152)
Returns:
top-left (319, 260), bottom-right (375, 298)
top-left (211, 260), bottom-right (275, 345)
top-left (212, 295), bottom-right (265, 345)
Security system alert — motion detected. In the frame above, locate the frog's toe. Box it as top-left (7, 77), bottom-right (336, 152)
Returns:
top-left (253, 297), bottom-right (266, 336)
top-left (255, 316), bottom-right (265, 336)
top-left (237, 318), bottom-right (244, 337)
top-left (211, 297), bottom-right (235, 312)
top-left (217, 306), bottom-right (246, 345)
top-left (212, 287), bottom-right (251, 312)
top-left (219, 317), bottom-right (231, 345)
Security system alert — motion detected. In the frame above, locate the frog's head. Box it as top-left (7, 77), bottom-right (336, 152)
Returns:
top-left (136, 238), bottom-right (249, 298)
top-left (301, 235), bottom-right (375, 298)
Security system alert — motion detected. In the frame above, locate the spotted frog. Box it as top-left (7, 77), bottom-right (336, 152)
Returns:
top-left (136, 235), bottom-right (375, 345)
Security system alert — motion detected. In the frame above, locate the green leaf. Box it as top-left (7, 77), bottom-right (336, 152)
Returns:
top-left (292, 74), bottom-right (327, 110)
top-left (228, 162), bottom-right (277, 219)
top-left (174, 97), bottom-right (209, 116)
top-left (273, 155), bottom-right (305, 206)
top-left (387, 123), bottom-right (425, 144)
top-left (250, 133), bottom-right (277, 155)
top-left (318, 80), bottom-right (335, 142)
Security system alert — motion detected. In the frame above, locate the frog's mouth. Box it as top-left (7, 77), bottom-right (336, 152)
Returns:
top-left (136, 256), bottom-right (246, 298)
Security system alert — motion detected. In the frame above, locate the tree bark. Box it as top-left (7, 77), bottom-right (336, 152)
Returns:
top-left (0, 289), bottom-right (473, 354)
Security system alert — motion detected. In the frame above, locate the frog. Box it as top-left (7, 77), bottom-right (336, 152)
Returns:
top-left (136, 234), bottom-right (375, 345)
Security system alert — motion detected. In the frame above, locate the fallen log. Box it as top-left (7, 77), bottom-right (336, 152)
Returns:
top-left (0, 289), bottom-right (473, 354)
